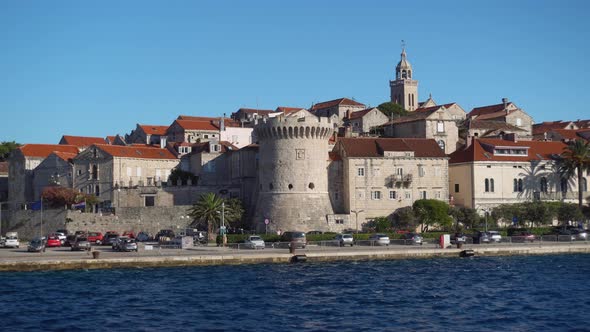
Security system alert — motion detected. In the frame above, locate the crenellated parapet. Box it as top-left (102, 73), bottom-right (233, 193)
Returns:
top-left (254, 115), bottom-right (334, 141)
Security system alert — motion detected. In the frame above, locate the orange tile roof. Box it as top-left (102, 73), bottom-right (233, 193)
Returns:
top-left (276, 106), bottom-right (305, 114)
top-left (449, 138), bottom-right (567, 163)
top-left (19, 144), bottom-right (79, 158)
top-left (173, 120), bottom-right (219, 131)
top-left (338, 138), bottom-right (446, 158)
top-left (470, 120), bottom-right (527, 131)
top-left (94, 144), bottom-right (177, 160)
top-left (191, 141), bottom-right (238, 153)
top-left (532, 121), bottom-right (572, 135)
top-left (139, 125), bottom-right (169, 136)
top-left (60, 135), bottom-right (106, 148)
top-left (469, 102), bottom-right (513, 117)
top-left (175, 117), bottom-right (241, 129)
top-left (52, 151), bottom-right (78, 162)
top-left (106, 136), bottom-right (117, 143)
top-left (348, 108), bottom-right (376, 120)
top-left (235, 108), bottom-right (277, 115)
top-left (311, 98), bottom-right (365, 111)
top-left (415, 102), bottom-right (457, 112)
top-left (551, 129), bottom-right (586, 140)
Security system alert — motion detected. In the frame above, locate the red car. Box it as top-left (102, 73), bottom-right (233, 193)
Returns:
top-left (122, 231), bottom-right (135, 239)
top-left (87, 232), bottom-right (104, 245)
top-left (46, 235), bottom-right (61, 247)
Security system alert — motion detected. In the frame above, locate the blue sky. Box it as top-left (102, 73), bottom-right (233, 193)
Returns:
top-left (1, 0), bottom-right (588, 144)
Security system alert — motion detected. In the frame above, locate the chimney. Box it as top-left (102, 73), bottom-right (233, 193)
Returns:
top-left (219, 115), bottom-right (225, 132)
top-left (502, 98), bottom-right (509, 113)
top-left (466, 135), bottom-right (473, 147)
top-left (160, 136), bottom-right (167, 149)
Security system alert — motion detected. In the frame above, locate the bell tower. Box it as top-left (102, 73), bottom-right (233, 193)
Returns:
top-left (390, 42), bottom-right (419, 111)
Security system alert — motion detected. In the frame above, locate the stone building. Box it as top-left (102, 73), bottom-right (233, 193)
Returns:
top-left (390, 47), bottom-right (419, 111)
top-left (72, 144), bottom-right (179, 208)
top-left (230, 108), bottom-right (280, 126)
top-left (252, 114), bottom-right (336, 233)
top-left (467, 98), bottom-right (533, 139)
top-left (332, 138), bottom-right (449, 226)
top-left (126, 124), bottom-right (169, 145)
top-left (448, 138), bottom-right (587, 213)
top-left (310, 98), bottom-right (366, 125)
top-left (8, 144), bottom-right (79, 208)
top-left (32, 151), bottom-right (77, 201)
top-left (0, 161), bottom-right (7, 202)
top-left (345, 107), bottom-right (389, 136)
top-left (166, 119), bottom-right (221, 144)
top-left (381, 104), bottom-right (463, 154)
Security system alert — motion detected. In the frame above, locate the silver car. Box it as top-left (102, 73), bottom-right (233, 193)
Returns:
top-left (487, 231), bottom-right (502, 243)
top-left (71, 237), bottom-right (91, 251)
top-left (335, 234), bottom-right (354, 247)
top-left (369, 234), bottom-right (390, 246)
top-left (244, 236), bottom-right (265, 249)
top-left (117, 238), bottom-right (138, 252)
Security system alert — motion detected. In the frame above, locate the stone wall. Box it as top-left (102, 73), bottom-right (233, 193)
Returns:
top-left (4, 206), bottom-right (196, 240)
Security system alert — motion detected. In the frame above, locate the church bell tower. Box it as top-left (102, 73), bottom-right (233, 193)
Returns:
top-left (390, 43), bottom-right (419, 111)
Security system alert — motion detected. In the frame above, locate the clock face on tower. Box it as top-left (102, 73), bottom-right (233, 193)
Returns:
top-left (296, 149), bottom-right (305, 160)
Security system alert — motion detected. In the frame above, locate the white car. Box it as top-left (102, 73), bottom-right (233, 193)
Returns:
top-left (244, 236), bottom-right (265, 249)
top-left (369, 234), bottom-right (390, 246)
top-left (488, 231), bottom-right (502, 243)
top-left (4, 232), bottom-right (20, 248)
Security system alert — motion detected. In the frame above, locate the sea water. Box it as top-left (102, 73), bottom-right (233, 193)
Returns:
top-left (1, 254), bottom-right (589, 331)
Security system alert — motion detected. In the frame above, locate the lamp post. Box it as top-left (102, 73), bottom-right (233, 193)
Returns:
top-left (217, 202), bottom-right (226, 246)
top-left (484, 208), bottom-right (489, 232)
top-left (351, 209), bottom-right (364, 232)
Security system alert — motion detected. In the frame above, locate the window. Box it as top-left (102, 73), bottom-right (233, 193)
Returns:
top-left (95, 185), bottom-right (100, 196)
top-left (485, 179), bottom-right (489, 192)
top-left (334, 192), bottom-right (339, 200)
top-left (455, 184), bottom-right (460, 193)
top-left (490, 179), bottom-right (495, 192)
top-left (357, 168), bottom-right (365, 176)
top-left (288, 184), bottom-right (293, 190)
top-left (583, 178), bottom-right (588, 192)
top-left (144, 196), bottom-right (155, 207)
top-left (418, 166), bottom-right (425, 177)
top-left (437, 121), bottom-right (445, 133)
top-left (405, 192), bottom-right (411, 199)
top-left (77, 169), bottom-right (82, 176)
top-left (136, 167), bottom-right (142, 177)
top-left (335, 219), bottom-right (344, 225)
top-left (518, 179), bottom-right (523, 192)
top-left (396, 168), bottom-right (403, 176)
top-left (540, 177), bottom-right (548, 193)
top-left (420, 191), bottom-right (427, 199)
top-left (435, 191), bottom-right (441, 199)
top-left (91, 165), bottom-right (98, 180)
top-left (127, 167), bottom-right (132, 177)
top-left (560, 178), bottom-right (568, 193)
top-left (438, 140), bottom-right (445, 150)
top-left (389, 191), bottom-right (397, 199)
top-left (371, 191), bottom-right (381, 200)
top-left (513, 179), bottom-right (518, 192)
top-left (516, 118), bottom-right (522, 126)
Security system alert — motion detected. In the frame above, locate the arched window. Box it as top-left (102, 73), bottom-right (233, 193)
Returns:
top-left (540, 177), bottom-right (548, 193)
top-left (437, 140), bottom-right (445, 150)
top-left (485, 179), bottom-right (490, 192)
top-left (513, 179), bottom-right (518, 192)
top-left (408, 70), bottom-right (412, 78)
top-left (518, 179), bottom-right (523, 192)
top-left (561, 178), bottom-right (568, 193)
top-left (583, 178), bottom-right (588, 192)
top-left (490, 179), bottom-right (495, 192)
top-left (402, 70), bottom-right (407, 79)
top-left (92, 165), bottom-right (98, 180)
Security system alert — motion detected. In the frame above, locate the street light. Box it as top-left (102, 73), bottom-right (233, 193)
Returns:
top-left (351, 209), bottom-right (364, 232)
top-left (483, 208), bottom-right (489, 232)
top-left (217, 202), bottom-right (226, 246)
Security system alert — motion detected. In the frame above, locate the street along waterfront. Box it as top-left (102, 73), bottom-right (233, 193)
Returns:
top-left (1, 254), bottom-right (589, 331)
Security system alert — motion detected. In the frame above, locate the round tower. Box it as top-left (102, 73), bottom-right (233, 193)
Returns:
top-left (253, 114), bottom-right (335, 233)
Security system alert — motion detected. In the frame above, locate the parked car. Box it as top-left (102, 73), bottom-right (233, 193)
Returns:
top-left (71, 237), bottom-right (91, 251)
top-left (403, 232), bottom-right (423, 245)
top-left (46, 235), bottom-right (62, 247)
top-left (369, 234), bottom-right (390, 246)
top-left (112, 236), bottom-right (130, 250)
top-left (488, 231), bottom-right (502, 243)
top-left (508, 228), bottom-right (535, 242)
top-left (279, 231), bottom-right (307, 249)
top-left (471, 231), bottom-right (490, 244)
top-left (64, 234), bottom-right (78, 247)
top-left (103, 233), bottom-right (119, 246)
top-left (3, 232), bottom-right (20, 248)
top-left (122, 231), bottom-right (135, 239)
top-left (54, 232), bottom-right (67, 245)
top-left (155, 229), bottom-right (175, 242)
top-left (335, 234), bottom-right (355, 247)
top-left (450, 233), bottom-right (467, 245)
top-left (27, 237), bottom-right (46, 252)
top-left (56, 229), bottom-right (69, 236)
top-left (135, 232), bottom-right (151, 242)
top-left (244, 235), bottom-right (265, 249)
top-left (116, 238), bottom-right (138, 252)
top-left (87, 232), bottom-right (104, 245)
top-left (571, 229), bottom-right (588, 241)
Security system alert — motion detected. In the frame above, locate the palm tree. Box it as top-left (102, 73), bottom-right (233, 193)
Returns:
top-left (556, 140), bottom-right (590, 209)
top-left (188, 193), bottom-right (223, 240)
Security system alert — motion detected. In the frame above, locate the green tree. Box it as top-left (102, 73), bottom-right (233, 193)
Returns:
top-left (450, 206), bottom-right (480, 230)
top-left (0, 141), bottom-right (21, 161)
top-left (555, 140), bottom-right (590, 209)
top-left (377, 102), bottom-right (408, 119)
top-left (412, 199), bottom-right (453, 232)
top-left (521, 201), bottom-right (554, 227)
top-left (392, 207), bottom-right (417, 230)
top-left (557, 203), bottom-right (583, 226)
top-left (187, 193), bottom-right (245, 240)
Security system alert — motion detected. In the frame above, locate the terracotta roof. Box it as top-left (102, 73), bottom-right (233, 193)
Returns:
top-left (106, 136), bottom-right (117, 143)
top-left (551, 129), bottom-right (586, 140)
top-left (139, 125), bottom-right (169, 136)
top-left (469, 102), bottom-right (514, 117)
top-left (415, 103), bottom-right (456, 112)
top-left (18, 144), bottom-right (79, 158)
top-left (235, 108), bottom-right (276, 115)
top-left (532, 121), bottom-right (572, 135)
top-left (52, 151), bottom-right (77, 162)
top-left (93, 144), bottom-right (177, 160)
top-left (449, 138), bottom-right (567, 163)
top-left (60, 135), bottom-right (106, 148)
top-left (191, 141), bottom-right (238, 154)
top-left (574, 119), bottom-right (590, 128)
top-left (276, 106), bottom-right (305, 114)
top-left (311, 98), bottom-right (365, 111)
top-left (338, 138), bottom-right (447, 158)
top-left (239, 143), bottom-right (259, 150)
top-left (348, 108), bottom-right (377, 120)
top-left (173, 120), bottom-right (219, 131)
top-left (177, 116), bottom-right (242, 128)
top-left (0, 161), bottom-right (8, 174)
top-left (470, 120), bottom-right (527, 132)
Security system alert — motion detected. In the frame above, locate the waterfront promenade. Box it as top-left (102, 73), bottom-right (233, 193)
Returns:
top-left (2, 241), bottom-right (590, 272)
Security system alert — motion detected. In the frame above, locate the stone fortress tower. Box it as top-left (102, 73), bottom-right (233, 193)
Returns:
top-left (390, 44), bottom-right (419, 111)
top-left (252, 113), bottom-right (335, 233)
